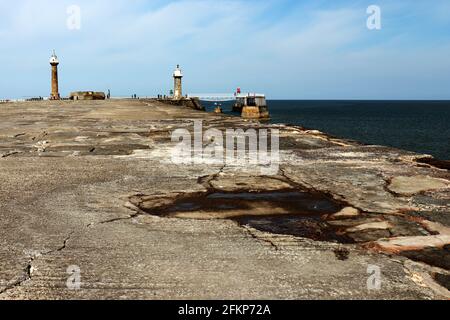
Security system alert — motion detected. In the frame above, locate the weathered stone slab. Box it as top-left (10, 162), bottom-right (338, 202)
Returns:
top-left (329, 207), bottom-right (360, 220)
top-left (388, 175), bottom-right (449, 196)
top-left (346, 221), bottom-right (392, 233)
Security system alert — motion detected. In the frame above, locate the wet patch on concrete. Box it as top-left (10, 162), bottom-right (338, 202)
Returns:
top-left (401, 245), bottom-right (450, 270)
top-left (334, 247), bottom-right (351, 261)
top-left (131, 188), bottom-right (436, 246)
top-left (234, 214), bottom-right (354, 244)
top-left (433, 273), bottom-right (450, 291)
top-left (131, 189), bottom-right (368, 243)
top-left (132, 189), bottom-right (428, 247)
top-left (416, 157), bottom-right (450, 171)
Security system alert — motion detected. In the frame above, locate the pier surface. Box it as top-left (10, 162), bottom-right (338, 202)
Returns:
top-left (0, 99), bottom-right (449, 299)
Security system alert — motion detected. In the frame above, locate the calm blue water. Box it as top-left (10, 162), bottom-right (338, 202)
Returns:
top-left (203, 100), bottom-right (450, 160)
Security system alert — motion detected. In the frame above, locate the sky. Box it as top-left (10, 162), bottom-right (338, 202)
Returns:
top-left (0, 0), bottom-right (450, 100)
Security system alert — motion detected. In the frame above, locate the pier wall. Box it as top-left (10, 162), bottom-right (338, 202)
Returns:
top-left (154, 97), bottom-right (205, 111)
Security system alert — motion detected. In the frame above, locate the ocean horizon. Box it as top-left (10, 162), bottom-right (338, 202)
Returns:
top-left (203, 99), bottom-right (450, 161)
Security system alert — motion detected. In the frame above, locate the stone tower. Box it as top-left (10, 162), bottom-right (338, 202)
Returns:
top-left (173, 64), bottom-right (183, 100)
top-left (49, 50), bottom-right (60, 100)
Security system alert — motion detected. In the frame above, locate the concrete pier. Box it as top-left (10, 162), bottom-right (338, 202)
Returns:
top-left (155, 97), bottom-right (205, 111)
top-left (0, 99), bottom-right (448, 299)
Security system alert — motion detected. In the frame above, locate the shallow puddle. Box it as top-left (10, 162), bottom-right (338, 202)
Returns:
top-left (152, 190), bottom-right (341, 216)
top-left (138, 190), bottom-right (355, 243)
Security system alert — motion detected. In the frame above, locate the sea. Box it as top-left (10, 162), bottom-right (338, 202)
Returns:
top-left (202, 100), bottom-right (450, 160)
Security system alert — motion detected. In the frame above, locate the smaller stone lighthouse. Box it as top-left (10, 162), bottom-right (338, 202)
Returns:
top-left (49, 50), bottom-right (60, 100)
top-left (173, 64), bottom-right (183, 100)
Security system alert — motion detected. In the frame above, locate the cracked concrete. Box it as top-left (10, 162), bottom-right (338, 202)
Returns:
top-left (0, 99), bottom-right (449, 299)
top-left (0, 231), bottom-right (73, 296)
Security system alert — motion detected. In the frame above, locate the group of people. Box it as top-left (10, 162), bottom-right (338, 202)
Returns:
top-left (26, 97), bottom-right (45, 101)
top-left (156, 93), bottom-right (189, 100)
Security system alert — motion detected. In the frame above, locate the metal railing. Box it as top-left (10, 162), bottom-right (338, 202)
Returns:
top-left (187, 94), bottom-right (237, 102)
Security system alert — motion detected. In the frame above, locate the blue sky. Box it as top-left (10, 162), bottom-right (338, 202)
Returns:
top-left (1, 0), bottom-right (450, 99)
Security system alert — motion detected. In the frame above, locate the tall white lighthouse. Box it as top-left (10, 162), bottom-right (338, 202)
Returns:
top-left (49, 50), bottom-right (60, 100)
top-left (173, 64), bottom-right (183, 100)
